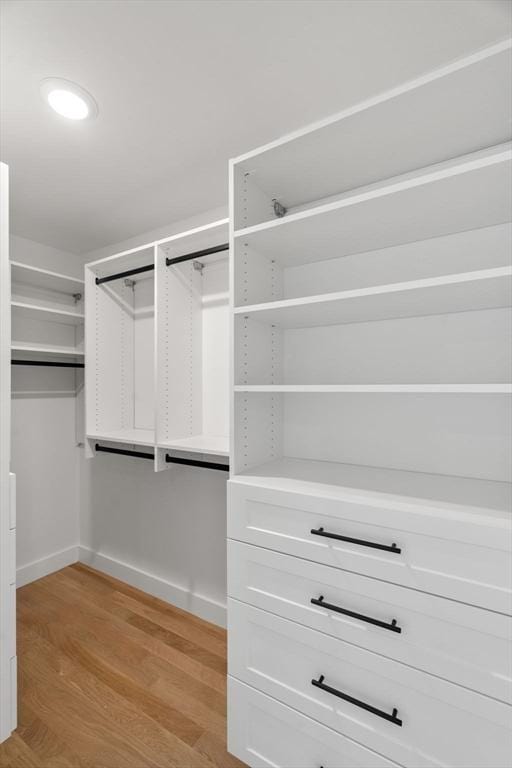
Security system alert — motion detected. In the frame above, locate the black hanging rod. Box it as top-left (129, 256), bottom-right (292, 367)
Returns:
top-left (165, 454), bottom-right (229, 472)
top-left (11, 359), bottom-right (85, 368)
top-left (95, 443), bottom-right (154, 460)
top-left (165, 243), bottom-right (229, 267)
top-left (95, 263), bottom-right (154, 285)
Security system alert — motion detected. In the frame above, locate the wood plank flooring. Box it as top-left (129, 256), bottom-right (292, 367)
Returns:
top-left (0, 564), bottom-right (246, 768)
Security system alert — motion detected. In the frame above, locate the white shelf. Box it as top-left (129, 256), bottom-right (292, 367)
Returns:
top-left (234, 147), bottom-right (511, 266)
top-left (10, 261), bottom-right (84, 295)
top-left (234, 384), bottom-right (512, 394)
top-left (231, 457), bottom-right (512, 515)
top-left (233, 41), bottom-right (511, 225)
top-left (11, 343), bottom-right (84, 359)
top-left (235, 267), bottom-right (511, 328)
top-left (158, 434), bottom-right (229, 457)
top-left (87, 429), bottom-right (155, 448)
top-left (12, 301), bottom-right (84, 326)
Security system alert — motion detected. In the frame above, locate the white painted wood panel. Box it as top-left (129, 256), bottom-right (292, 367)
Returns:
top-left (228, 541), bottom-right (512, 703)
top-left (228, 481), bottom-right (512, 613)
top-left (229, 600), bottom-right (512, 768)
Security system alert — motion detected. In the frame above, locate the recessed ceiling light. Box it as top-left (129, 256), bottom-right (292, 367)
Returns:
top-left (40, 78), bottom-right (98, 121)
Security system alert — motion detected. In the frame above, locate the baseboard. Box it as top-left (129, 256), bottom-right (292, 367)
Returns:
top-left (16, 545), bottom-right (79, 588)
top-left (78, 546), bottom-right (227, 628)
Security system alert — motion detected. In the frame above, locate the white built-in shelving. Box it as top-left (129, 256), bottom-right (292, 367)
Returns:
top-left (10, 261), bottom-right (84, 295)
top-left (228, 40), bottom-right (512, 768)
top-left (85, 220), bottom-right (230, 468)
top-left (10, 258), bottom-right (85, 383)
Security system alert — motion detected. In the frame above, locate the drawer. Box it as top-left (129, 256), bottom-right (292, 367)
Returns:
top-left (228, 481), bottom-right (512, 613)
top-left (229, 599), bottom-right (512, 768)
top-left (228, 677), bottom-right (400, 768)
top-left (228, 541), bottom-right (512, 703)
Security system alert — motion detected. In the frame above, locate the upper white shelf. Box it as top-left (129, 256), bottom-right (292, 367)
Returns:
top-left (235, 267), bottom-right (511, 328)
top-left (11, 301), bottom-right (85, 326)
top-left (233, 40), bottom-right (511, 223)
top-left (11, 261), bottom-right (84, 295)
top-left (234, 146), bottom-right (512, 266)
top-left (158, 434), bottom-right (229, 457)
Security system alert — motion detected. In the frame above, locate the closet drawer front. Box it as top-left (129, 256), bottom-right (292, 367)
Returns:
top-left (228, 482), bottom-right (512, 613)
top-left (228, 541), bottom-right (512, 703)
top-left (228, 677), bottom-right (400, 768)
top-left (229, 600), bottom-right (512, 768)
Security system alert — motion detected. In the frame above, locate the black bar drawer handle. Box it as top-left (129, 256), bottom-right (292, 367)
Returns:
top-left (310, 526), bottom-right (401, 554)
top-left (311, 675), bottom-right (403, 727)
top-left (311, 595), bottom-right (401, 634)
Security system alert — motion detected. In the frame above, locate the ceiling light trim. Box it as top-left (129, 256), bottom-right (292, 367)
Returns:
top-left (40, 77), bottom-right (98, 121)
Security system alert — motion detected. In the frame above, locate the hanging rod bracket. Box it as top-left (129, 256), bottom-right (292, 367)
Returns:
top-left (165, 243), bottom-right (229, 268)
top-left (272, 199), bottom-right (287, 218)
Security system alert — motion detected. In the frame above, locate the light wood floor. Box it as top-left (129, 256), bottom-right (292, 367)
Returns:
top-left (0, 564), bottom-right (246, 768)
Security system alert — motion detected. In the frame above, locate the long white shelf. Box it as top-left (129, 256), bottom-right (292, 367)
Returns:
top-left (10, 261), bottom-right (84, 295)
top-left (234, 146), bottom-right (512, 267)
top-left (234, 267), bottom-right (511, 328)
top-left (231, 457), bottom-right (512, 515)
top-left (87, 429), bottom-right (155, 448)
top-left (11, 343), bottom-right (84, 359)
top-left (233, 41), bottom-right (511, 221)
top-left (234, 384), bottom-right (512, 394)
top-left (12, 301), bottom-right (85, 326)
top-left (158, 434), bottom-right (229, 457)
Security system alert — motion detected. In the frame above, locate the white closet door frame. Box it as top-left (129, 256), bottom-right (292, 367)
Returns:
top-left (0, 161), bottom-right (16, 743)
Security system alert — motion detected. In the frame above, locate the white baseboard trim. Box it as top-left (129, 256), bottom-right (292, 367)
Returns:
top-left (78, 546), bottom-right (226, 628)
top-left (16, 545), bottom-right (79, 588)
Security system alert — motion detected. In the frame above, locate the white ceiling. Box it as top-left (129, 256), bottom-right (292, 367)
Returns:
top-left (1, 0), bottom-right (511, 254)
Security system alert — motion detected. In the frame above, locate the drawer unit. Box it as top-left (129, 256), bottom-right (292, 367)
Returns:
top-left (228, 540), bottom-right (512, 703)
top-left (228, 481), bottom-right (512, 613)
top-left (228, 677), bottom-right (401, 768)
top-left (229, 599), bottom-right (512, 768)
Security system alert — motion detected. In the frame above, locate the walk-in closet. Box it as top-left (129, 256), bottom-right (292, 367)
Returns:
top-left (0, 2), bottom-right (511, 767)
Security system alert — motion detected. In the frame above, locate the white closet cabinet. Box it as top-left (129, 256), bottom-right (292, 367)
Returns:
top-left (227, 40), bottom-right (512, 768)
top-left (85, 220), bottom-right (229, 469)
